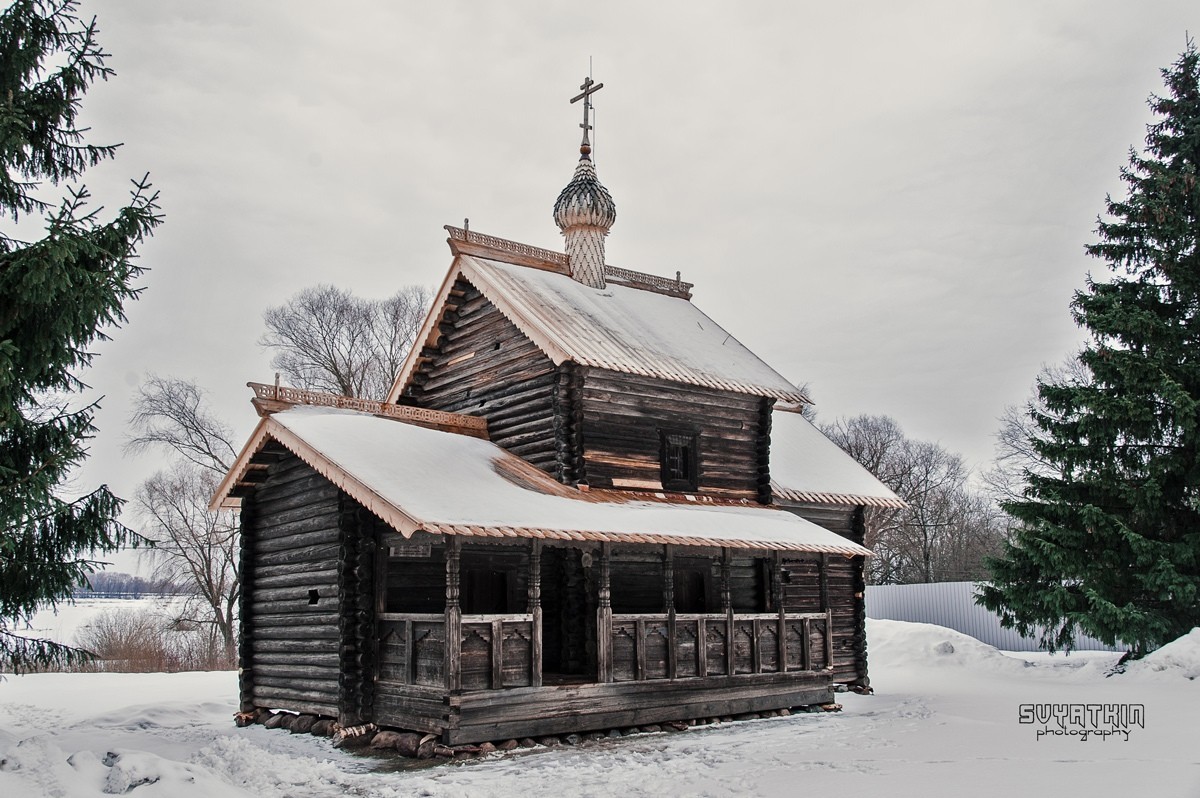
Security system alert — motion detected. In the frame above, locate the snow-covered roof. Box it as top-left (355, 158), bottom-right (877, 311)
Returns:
top-left (214, 407), bottom-right (870, 556)
top-left (388, 251), bottom-right (808, 404)
top-left (770, 410), bottom-right (905, 508)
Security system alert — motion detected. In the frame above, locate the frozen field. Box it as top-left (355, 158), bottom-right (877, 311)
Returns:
top-left (1, 619), bottom-right (1196, 797)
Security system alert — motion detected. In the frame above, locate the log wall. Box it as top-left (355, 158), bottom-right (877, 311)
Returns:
top-left (404, 277), bottom-right (560, 473)
top-left (580, 370), bottom-right (765, 499)
top-left (778, 502), bottom-right (869, 687)
top-left (241, 455), bottom-right (345, 718)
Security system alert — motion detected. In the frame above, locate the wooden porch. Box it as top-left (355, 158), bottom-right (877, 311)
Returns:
top-left (373, 537), bottom-right (838, 743)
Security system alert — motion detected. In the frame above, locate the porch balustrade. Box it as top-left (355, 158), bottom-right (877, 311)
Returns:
top-left (376, 609), bottom-right (833, 691)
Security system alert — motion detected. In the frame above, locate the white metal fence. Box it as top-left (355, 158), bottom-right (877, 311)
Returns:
top-left (864, 582), bottom-right (1122, 652)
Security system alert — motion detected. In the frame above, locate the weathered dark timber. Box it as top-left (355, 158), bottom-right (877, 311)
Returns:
top-left (374, 671), bottom-right (833, 745)
top-left (233, 248), bottom-right (876, 738)
top-left (238, 495), bottom-right (257, 714)
top-left (429, 671), bottom-right (830, 745)
top-left (774, 501), bottom-right (868, 686)
top-left (756, 398), bottom-right (773, 504)
top-left (405, 278), bottom-right (560, 472)
top-left (580, 370), bottom-right (764, 497)
top-left (552, 362), bottom-right (587, 485)
top-left (241, 455), bottom-right (344, 715)
top-left (337, 497), bottom-right (377, 725)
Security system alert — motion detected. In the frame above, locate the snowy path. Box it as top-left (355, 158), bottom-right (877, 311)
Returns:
top-left (2, 620), bottom-right (1197, 797)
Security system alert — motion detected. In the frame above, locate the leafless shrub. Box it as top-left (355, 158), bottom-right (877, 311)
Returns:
top-left (71, 607), bottom-right (234, 673)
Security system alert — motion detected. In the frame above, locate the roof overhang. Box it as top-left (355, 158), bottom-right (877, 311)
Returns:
top-left (212, 407), bottom-right (871, 557)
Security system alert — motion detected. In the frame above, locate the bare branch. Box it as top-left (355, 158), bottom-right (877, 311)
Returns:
top-left (126, 375), bottom-right (237, 475)
top-left (259, 283), bottom-right (431, 399)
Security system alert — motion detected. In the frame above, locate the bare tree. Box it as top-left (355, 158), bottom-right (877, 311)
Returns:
top-left (127, 377), bottom-right (239, 666)
top-left (136, 463), bottom-right (238, 664)
top-left (127, 375), bottom-right (237, 475)
top-left (982, 357), bottom-right (1088, 506)
top-left (822, 415), bottom-right (1004, 584)
top-left (821, 415), bottom-right (911, 584)
top-left (367, 286), bottom-right (433, 398)
top-left (260, 283), bottom-right (431, 399)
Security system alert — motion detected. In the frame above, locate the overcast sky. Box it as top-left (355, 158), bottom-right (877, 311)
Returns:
top-left (51, 0), bottom-right (1196, 565)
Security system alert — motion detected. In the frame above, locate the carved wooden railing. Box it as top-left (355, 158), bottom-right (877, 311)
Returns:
top-left (378, 613), bottom-right (447, 688)
top-left (379, 609), bottom-right (832, 692)
top-left (377, 612), bottom-right (536, 691)
top-left (247, 381), bottom-right (488, 438)
top-left (607, 610), bottom-right (832, 682)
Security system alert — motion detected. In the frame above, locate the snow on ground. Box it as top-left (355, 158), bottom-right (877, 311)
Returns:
top-left (1, 619), bottom-right (1197, 798)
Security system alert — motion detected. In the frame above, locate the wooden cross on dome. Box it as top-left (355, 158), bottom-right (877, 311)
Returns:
top-left (571, 76), bottom-right (604, 153)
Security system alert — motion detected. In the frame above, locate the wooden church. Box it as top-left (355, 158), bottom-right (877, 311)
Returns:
top-left (211, 78), bottom-right (902, 746)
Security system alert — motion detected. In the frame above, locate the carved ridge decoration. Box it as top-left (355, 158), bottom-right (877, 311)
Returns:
top-left (604, 265), bottom-right (693, 299)
top-left (445, 224), bottom-right (695, 299)
top-left (247, 381), bottom-right (488, 438)
top-left (446, 225), bottom-right (568, 267)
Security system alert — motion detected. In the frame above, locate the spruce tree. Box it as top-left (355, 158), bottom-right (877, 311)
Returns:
top-left (0, 0), bottom-right (161, 671)
top-left (979, 41), bottom-right (1200, 656)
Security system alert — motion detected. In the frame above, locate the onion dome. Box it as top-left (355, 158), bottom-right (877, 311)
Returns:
top-left (553, 150), bottom-right (617, 232)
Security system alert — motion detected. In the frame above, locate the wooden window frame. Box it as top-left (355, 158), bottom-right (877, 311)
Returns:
top-left (658, 428), bottom-right (699, 492)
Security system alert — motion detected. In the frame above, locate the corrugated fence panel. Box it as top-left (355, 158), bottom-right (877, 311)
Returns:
top-left (865, 582), bottom-right (1122, 652)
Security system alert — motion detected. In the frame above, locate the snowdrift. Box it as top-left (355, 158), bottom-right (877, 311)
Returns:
top-left (1, 621), bottom-right (1195, 797)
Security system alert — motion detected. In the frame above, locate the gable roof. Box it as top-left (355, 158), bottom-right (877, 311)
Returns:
top-left (213, 406), bottom-right (870, 556)
top-left (387, 241), bottom-right (809, 405)
top-left (769, 409), bottom-right (906, 508)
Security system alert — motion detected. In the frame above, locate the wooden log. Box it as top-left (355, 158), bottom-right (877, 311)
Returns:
top-left (250, 638), bottom-right (339, 654)
top-left (252, 684), bottom-right (339, 706)
top-left (255, 543), bottom-right (341, 568)
top-left (249, 597), bottom-right (339, 615)
top-left (253, 567), bottom-right (339, 590)
top-left (249, 584), bottom-right (336, 604)
top-left (252, 526), bottom-right (340, 554)
top-left (255, 558), bottom-right (340, 580)
top-left (253, 675), bottom-right (340, 693)
top-left (254, 663), bottom-right (341, 679)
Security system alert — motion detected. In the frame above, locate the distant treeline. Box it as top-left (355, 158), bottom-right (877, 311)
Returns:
top-left (73, 572), bottom-right (182, 598)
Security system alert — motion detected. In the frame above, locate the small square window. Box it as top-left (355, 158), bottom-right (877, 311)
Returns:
top-left (660, 430), bottom-right (698, 492)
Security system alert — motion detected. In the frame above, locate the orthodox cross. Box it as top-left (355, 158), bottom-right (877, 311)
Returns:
top-left (571, 76), bottom-right (604, 150)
